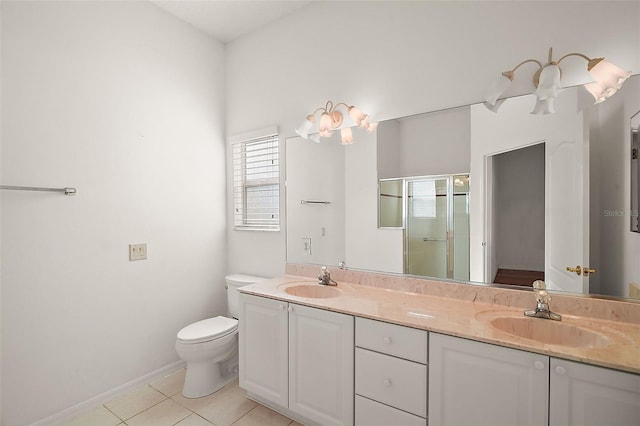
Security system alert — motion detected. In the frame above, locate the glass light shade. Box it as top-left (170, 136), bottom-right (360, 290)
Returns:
top-left (483, 98), bottom-right (506, 113)
top-left (485, 74), bottom-right (512, 106)
top-left (348, 106), bottom-right (367, 126)
top-left (341, 127), bottom-right (354, 145)
top-left (366, 121), bottom-right (379, 133)
top-left (310, 133), bottom-right (321, 143)
top-left (319, 112), bottom-right (333, 134)
top-left (589, 59), bottom-right (631, 92)
top-left (535, 64), bottom-right (562, 100)
top-left (531, 97), bottom-right (555, 115)
top-left (295, 117), bottom-right (314, 139)
top-left (584, 82), bottom-right (608, 104)
top-left (318, 129), bottom-right (333, 137)
top-left (361, 114), bottom-right (378, 132)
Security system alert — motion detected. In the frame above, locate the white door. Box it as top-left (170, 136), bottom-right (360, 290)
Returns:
top-left (289, 303), bottom-right (354, 426)
top-left (238, 293), bottom-right (289, 408)
top-left (550, 358), bottom-right (640, 426)
top-left (545, 109), bottom-right (589, 293)
top-left (429, 333), bottom-right (549, 426)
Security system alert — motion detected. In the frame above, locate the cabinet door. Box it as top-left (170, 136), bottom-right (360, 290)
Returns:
top-left (550, 358), bottom-right (640, 426)
top-left (238, 293), bottom-right (288, 408)
top-left (289, 303), bottom-right (354, 426)
top-left (429, 333), bottom-right (548, 426)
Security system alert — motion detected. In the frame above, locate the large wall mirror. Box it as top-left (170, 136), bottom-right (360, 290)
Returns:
top-left (286, 74), bottom-right (640, 301)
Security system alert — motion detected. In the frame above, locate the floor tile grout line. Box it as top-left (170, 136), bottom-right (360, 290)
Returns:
top-left (230, 404), bottom-right (260, 425)
top-left (180, 412), bottom-right (214, 425)
top-left (103, 404), bottom-right (126, 423)
top-left (118, 392), bottom-right (170, 422)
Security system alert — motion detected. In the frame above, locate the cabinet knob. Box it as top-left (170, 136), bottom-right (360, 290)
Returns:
top-left (287, 306), bottom-right (293, 313)
top-left (555, 365), bottom-right (567, 375)
top-left (383, 336), bottom-right (392, 344)
top-left (534, 361), bottom-right (545, 370)
top-left (383, 379), bottom-right (392, 387)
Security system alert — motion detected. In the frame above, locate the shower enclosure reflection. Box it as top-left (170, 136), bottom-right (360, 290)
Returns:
top-left (379, 175), bottom-right (469, 280)
top-left (406, 175), bottom-right (470, 280)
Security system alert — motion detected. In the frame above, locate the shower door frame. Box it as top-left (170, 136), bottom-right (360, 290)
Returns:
top-left (403, 173), bottom-right (467, 279)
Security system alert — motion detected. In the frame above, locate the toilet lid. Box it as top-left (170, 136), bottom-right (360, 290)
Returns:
top-left (177, 316), bottom-right (238, 344)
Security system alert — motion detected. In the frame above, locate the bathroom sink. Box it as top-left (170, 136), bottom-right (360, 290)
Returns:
top-left (284, 284), bottom-right (342, 299)
top-left (487, 315), bottom-right (610, 348)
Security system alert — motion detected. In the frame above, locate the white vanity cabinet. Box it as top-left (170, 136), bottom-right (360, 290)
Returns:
top-left (550, 358), bottom-right (640, 426)
top-left (355, 317), bottom-right (428, 426)
top-left (239, 293), bottom-right (288, 408)
top-left (429, 332), bottom-right (549, 426)
top-left (289, 303), bottom-right (354, 425)
top-left (239, 293), bottom-right (354, 426)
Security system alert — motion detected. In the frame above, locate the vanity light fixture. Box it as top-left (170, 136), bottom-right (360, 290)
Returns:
top-left (485, 47), bottom-right (631, 114)
top-left (295, 101), bottom-right (378, 145)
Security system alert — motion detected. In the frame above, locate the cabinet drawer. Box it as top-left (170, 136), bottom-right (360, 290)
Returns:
top-left (356, 348), bottom-right (427, 418)
top-left (355, 395), bottom-right (426, 426)
top-left (356, 317), bottom-right (427, 363)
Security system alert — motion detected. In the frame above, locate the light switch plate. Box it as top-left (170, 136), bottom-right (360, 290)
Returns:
top-left (129, 243), bottom-right (147, 261)
top-left (302, 238), bottom-right (311, 256)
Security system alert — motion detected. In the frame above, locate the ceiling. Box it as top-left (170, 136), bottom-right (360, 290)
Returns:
top-left (151, 0), bottom-right (315, 44)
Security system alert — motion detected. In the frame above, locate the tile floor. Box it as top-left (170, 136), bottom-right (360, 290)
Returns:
top-left (61, 369), bottom-right (301, 426)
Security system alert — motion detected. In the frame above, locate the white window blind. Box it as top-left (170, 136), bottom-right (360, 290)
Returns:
top-left (411, 180), bottom-right (437, 218)
top-left (232, 132), bottom-right (280, 231)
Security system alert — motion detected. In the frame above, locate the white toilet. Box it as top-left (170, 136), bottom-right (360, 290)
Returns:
top-left (175, 274), bottom-right (263, 398)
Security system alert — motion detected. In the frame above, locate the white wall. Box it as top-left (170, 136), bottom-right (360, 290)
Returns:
top-left (225, 0), bottom-right (640, 280)
top-left (397, 107), bottom-right (470, 178)
top-left (286, 135), bottom-right (346, 267)
top-left (344, 131), bottom-right (403, 273)
top-left (1, 1), bottom-right (226, 424)
top-left (378, 106), bottom-right (470, 179)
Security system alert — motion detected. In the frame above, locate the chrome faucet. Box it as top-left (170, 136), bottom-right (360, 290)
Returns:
top-left (524, 280), bottom-right (561, 321)
top-left (318, 266), bottom-right (337, 286)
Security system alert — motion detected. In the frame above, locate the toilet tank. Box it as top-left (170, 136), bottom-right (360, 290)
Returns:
top-left (226, 274), bottom-right (265, 319)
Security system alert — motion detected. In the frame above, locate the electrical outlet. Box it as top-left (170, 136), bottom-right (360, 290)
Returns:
top-left (302, 238), bottom-right (312, 256)
top-left (129, 243), bottom-right (147, 261)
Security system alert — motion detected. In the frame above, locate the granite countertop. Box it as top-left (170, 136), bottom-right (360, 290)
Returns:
top-left (240, 275), bottom-right (640, 374)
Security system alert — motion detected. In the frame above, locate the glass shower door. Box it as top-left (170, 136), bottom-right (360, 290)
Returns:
top-left (406, 178), bottom-right (449, 278)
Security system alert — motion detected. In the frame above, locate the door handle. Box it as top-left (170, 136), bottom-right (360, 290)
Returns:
top-left (566, 265), bottom-right (596, 276)
top-left (566, 265), bottom-right (582, 275)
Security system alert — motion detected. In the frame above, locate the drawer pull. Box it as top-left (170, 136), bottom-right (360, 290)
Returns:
top-left (383, 378), bottom-right (392, 387)
top-left (555, 365), bottom-right (567, 375)
top-left (383, 336), bottom-right (392, 344)
top-left (534, 361), bottom-right (545, 370)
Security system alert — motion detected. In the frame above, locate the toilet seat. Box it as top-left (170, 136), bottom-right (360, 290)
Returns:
top-left (177, 316), bottom-right (238, 344)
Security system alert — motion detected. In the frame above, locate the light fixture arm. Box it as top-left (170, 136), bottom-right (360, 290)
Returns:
top-left (504, 58), bottom-right (544, 80)
top-left (556, 51), bottom-right (604, 72)
top-left (331, 102), bottom-right (350, 111)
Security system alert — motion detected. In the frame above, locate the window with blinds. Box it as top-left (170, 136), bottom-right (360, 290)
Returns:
top-left (232, 132), bottom-right (280, 231)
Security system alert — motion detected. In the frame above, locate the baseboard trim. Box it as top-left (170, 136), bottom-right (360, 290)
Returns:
top-left (32, 360), bottom-right (186, 426)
